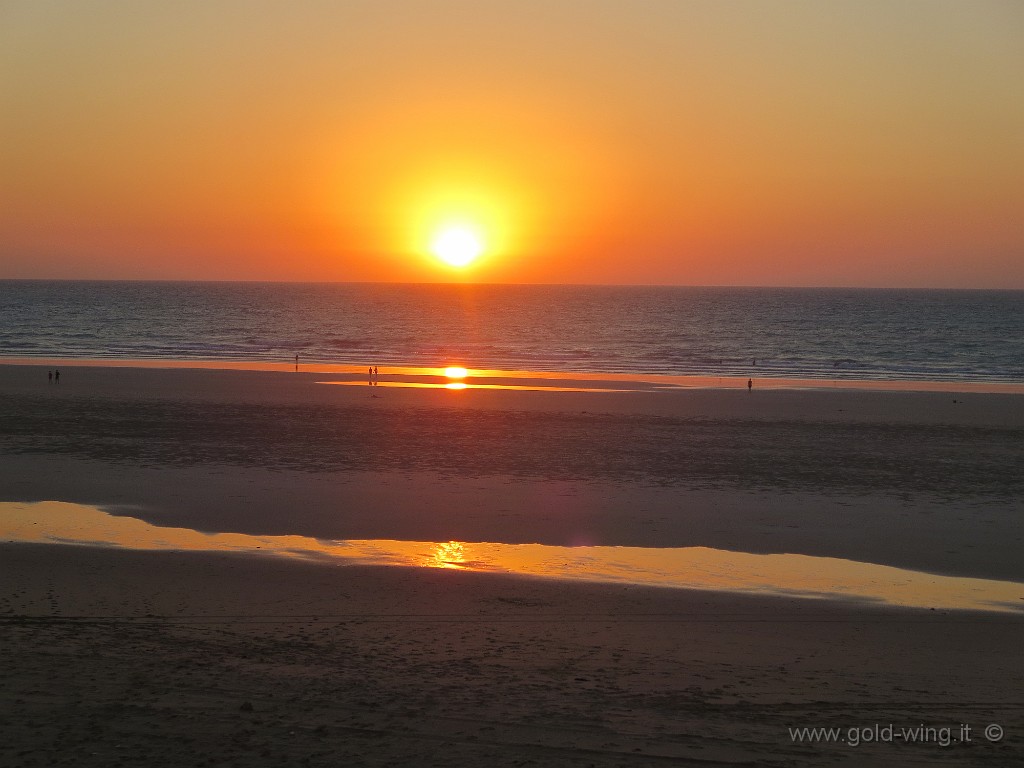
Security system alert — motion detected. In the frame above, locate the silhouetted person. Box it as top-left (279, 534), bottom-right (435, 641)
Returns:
top-left (48, 370), bottom-right (52, 383)
top-left (373, 366), bottom-right (378, 384)
top-left (295, 354), bottom-right (299, 372)
top-left (368, 367), bottom-right (373, 386)
top-left (747, 378), bottom-right (752, 392)
top-left (54, 369), bottom-right (60, 384)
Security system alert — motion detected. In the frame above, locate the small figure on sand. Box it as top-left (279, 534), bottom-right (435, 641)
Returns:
top-left (369, 366), bottom-right (380, 396)
top-left (748, 378), bottom-right (753, 392)
top-left (55, 369), bottom-right (60, 384)
top-left (48, 370), bottom-right (52, 383)
top-left (373, 366), bottom-right (378, 384)
top-left (294, 353), bottom-right (299, 372)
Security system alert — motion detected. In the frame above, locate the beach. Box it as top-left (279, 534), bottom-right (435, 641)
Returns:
top-left (1, 362), bottom-right (1022, 766)
top-left (7, 0), bottom-right (1024, 762)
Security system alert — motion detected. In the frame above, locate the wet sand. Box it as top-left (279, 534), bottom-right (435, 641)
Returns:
top-left (1, 362), bottom-right (1022, 579)
top-left (1, 362), bottom-right (1023, 766)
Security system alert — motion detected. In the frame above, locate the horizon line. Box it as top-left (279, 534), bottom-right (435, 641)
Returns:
top-left (2, 277), bottom-right (1023, 292)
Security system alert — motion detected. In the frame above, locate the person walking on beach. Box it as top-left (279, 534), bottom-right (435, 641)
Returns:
top-left (368, 367), bottom-right (374, 386)
top-left (48, 370), bottom-right (52, 384)
top-left (54, 369), bottom-right (60, 384)
top-left (294, 353), bottom-right (299, 372)
top-left (373, 365), bottom-right (378, 385)
top-left (748, 378), bottom-right (753, 392)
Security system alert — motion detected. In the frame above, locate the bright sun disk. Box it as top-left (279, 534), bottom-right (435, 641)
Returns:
top-left (431, 227), bottom-right (483, 267)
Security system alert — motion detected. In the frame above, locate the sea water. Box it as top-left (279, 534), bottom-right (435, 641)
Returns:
top-left (1, 280), bottom-right (1022, 383)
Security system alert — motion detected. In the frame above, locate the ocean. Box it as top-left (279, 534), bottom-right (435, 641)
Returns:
top-left (1, 280), bottom-right (1022, 383)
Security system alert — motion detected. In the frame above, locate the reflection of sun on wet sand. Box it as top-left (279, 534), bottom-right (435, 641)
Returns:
top-left (431, 540), bottom-right (467, 568)
top-left (6, 501), bottom-right (1022, 612)
top-left (1, 361), bottom-right (1023, 766)
top-left (5, 356), bottom-right (1024, 393)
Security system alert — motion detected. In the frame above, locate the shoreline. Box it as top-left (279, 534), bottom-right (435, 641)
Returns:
top-left (2, 355), bottom-right (1022, 394)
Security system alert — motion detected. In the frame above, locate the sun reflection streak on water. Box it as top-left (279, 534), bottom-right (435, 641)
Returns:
top-left (3, 502), bottom-right (1022, 614)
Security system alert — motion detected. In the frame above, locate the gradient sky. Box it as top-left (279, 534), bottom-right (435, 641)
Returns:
top-left (2, 1), bottom-right (1022, 286)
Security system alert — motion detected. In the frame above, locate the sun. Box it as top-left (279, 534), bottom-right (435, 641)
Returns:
top-left (431, 226), bottom-right (483, 268)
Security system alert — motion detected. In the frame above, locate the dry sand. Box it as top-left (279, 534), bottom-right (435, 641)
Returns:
top-left (1, 362), bottom-right (1022, 766)
top-left (3, 545), bottom-right (1023, 768)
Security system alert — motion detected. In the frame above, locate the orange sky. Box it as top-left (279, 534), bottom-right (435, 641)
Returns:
top-left (1, 1), bottom-right (1022, 287)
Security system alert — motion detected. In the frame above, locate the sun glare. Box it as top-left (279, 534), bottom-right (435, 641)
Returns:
top-left (444, 366), bottom-right (468, 379)
top-left (431, 226), bottom-right (483, 268)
